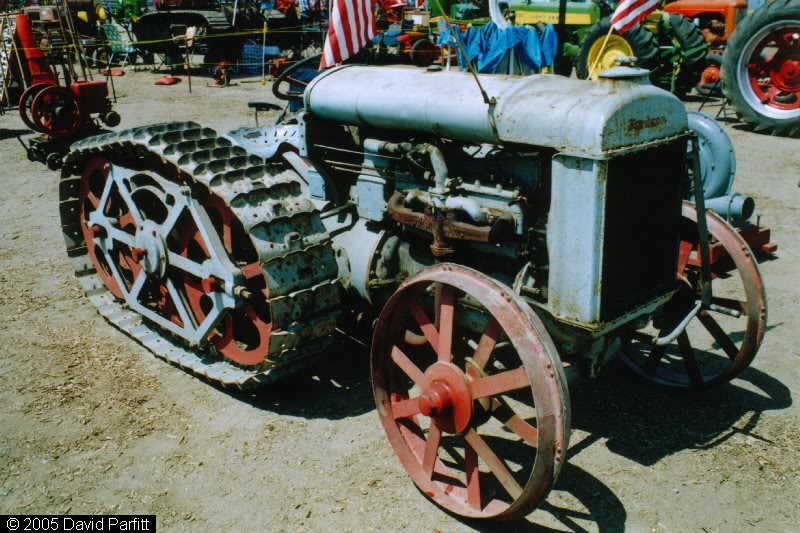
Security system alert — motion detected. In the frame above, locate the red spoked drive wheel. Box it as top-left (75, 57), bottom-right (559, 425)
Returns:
top-left (372, 264), bottom-right (570, 519)
top-left (622, 202), bottom-right (767, 389)
top-left (175, 195), bottom-right (272, 366)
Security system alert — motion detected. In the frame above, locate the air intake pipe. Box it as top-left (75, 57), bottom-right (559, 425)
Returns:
top-left (705, 194), bottom-right (755, 224)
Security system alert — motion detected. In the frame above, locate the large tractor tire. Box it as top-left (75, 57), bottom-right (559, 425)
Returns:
top-left (577, 17), bottom-right (659, 80)
top-left (667, 13), bottom-right (708, 95)
top-left (721, 0), bottom-right (800, 136)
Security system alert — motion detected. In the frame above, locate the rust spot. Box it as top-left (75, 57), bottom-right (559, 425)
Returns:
top-left (626, 116), bottom-right (666, 135)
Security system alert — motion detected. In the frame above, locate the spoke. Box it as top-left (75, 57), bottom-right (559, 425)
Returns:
top-left (677, 331), bottom-right (704, 386)
top-left (95, 163), bottom-right (115, 213)
top-left (470, 367), bottom-right (529, 400)
top-left (491, 398), bottom-right (539, 447)
top-left (711, 296), bottom-right (747, 316)
top-left (644, 344), bottom-right (666, 375)
top-left (392, 397), bottom-right (422, 419)
top-left (110, 172), bottom-right (143, 226)
top-left (422, 422), bottom-right (441, 479)
top-left (698, 311), bottom-right (740, 360)
top-left (165, 278), bottom-right (193, 328)
top-left (107, 227), bottom-right (135, 247)
top-left (408, 300), bottom-right (440, 352)
top-left (437, 284), bottom-right (455, 362)
top-left (391, 346), bottom-right (428, 388)
top-left (465, 441), bottom-right (481, 510)
top-left (464, 429), bottom-right (523, 500)
top-left (161, 203), bottom-right (185, 235)
top-left (167, 251), bottom-right (207, 279)
top-left (472, 317), bottom-right (502, 370)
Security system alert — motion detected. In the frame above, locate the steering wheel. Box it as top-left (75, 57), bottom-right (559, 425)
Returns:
top-left (272, 54), bottom-right (322, 101)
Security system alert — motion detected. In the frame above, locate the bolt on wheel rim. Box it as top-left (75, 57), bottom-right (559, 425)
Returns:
top-left (738, 21), bottom-right (800, 119)
top-left (372, 264), bottom-right (569, 519)
top-left (622, 202), bottom-right (767, 389)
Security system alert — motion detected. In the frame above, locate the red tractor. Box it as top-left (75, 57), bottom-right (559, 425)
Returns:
top-left (665, 0), bottom-right (800, 136)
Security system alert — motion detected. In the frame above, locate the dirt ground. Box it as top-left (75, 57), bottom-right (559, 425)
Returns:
top-left (1, 69), bottom-right (799, 532)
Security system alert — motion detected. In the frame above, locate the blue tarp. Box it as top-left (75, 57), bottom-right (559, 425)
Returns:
top-left (437, 22), bottom-right (558, 74)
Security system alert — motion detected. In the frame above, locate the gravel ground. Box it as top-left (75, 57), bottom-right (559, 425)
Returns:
top-left (1, 70), bottom-right (799, 532)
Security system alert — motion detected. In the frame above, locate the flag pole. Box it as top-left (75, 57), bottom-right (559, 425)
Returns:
top-left (588, 24), bottom-right (614, 79)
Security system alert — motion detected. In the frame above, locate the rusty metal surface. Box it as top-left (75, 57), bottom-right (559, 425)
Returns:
top-left (371, 263), bottom-right (570, 519)
top-left (387, 191), bottom-right (500, 256)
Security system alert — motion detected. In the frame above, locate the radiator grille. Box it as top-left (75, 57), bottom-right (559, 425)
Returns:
top-left (600, 140), bottom-right (686, 321)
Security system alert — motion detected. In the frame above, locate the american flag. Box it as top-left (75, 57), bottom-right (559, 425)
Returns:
top-left (320, 0), bottom-right (377, 69)
top-left (610, 0), bottom-right (660, 34)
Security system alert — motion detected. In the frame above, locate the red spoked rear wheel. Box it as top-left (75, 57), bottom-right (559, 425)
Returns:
top-left (372, 264), bottom-right (569, 519)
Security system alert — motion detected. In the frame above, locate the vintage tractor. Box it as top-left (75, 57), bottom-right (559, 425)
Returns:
top-left (58, 63), bottom-right (769, 519)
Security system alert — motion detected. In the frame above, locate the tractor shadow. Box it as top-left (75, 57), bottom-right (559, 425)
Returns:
top-left (227, 333), bottom-right (375, 420)
top-left (569, 357), bottom-right (792, 468)
top-left (224, 333), bottom-right (790, 533)
top-left (0, 128), bottom-right (28, 141)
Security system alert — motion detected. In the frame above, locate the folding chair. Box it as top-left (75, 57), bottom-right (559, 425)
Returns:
top-left (100, 22), bottom-right (138, 69)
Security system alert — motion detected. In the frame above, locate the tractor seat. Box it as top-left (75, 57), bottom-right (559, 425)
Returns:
top-left (248, 102), bottom-right (281, 111)
top-left (248, 102), bottom-right (282, 126)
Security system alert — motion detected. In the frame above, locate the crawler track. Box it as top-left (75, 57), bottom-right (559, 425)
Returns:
top-left (59, 122), bottom-right (341, 389)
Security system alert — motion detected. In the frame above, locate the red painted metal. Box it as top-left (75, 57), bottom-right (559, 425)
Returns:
top-left (19, 84), bottom-right (51, 133)
top-left (371, 264), bottom-right (569, 519)
top-left (30, 85), bottom-right (82, 138)
top-left (622, 201), bottom-right (767, 389)
top-left (746, 26), bottom-right (800, 112)
top-left (686, 223), bottom-right (777, 269)
top-left (14, 14), bottom-right (57, 86)
top-left (175, 197), bottom-right (272, 366)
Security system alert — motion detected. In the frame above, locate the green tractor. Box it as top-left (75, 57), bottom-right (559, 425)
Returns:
top-left (576, 9), bottom-right (708, 96)
top-left (439, 0), bottom-right (709, 95)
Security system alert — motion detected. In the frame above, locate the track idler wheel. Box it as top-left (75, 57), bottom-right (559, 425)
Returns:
top-left (621, 202), bottom-right (767, 389)
top-left (372, 264), bottom-right (570, 519)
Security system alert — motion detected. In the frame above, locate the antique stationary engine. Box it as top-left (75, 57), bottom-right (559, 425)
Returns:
top-left (58, 64), bottom-right (767, 519)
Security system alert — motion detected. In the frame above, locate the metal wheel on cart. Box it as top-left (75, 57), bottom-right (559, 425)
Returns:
top-left (371, 264), bottom-right (570, 519)
top-left (622, 202), bottom-right (767, 390)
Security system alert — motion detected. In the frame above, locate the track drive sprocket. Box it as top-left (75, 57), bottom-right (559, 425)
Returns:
top-left (59, 122), bottom-right (342, 389)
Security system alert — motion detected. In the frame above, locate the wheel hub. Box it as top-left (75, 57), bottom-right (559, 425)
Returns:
top-left (133, 220), bottom-right (167, 278)
top-left (422, 362), bottom-right (473, 434)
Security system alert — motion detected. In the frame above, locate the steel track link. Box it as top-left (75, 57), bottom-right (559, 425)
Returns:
top-left (59, 122), bottom-right (342, 389)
